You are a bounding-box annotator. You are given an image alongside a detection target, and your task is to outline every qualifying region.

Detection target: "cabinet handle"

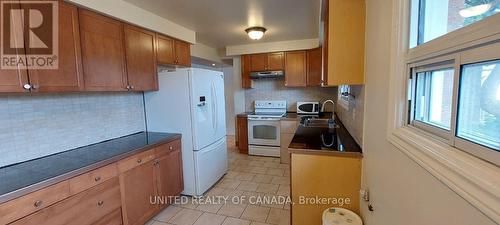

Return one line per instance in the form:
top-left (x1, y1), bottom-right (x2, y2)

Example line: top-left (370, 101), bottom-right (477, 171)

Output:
top-left (34, 200), bottom-right (43, 208)
top-left (130, 85), bottom-right (135, 90)
top-left (126, 85), bottom-right (131, 90)
top-left (169, 146), bottom-right (173, 150)
top-left (97, 201), bottom-right (104, 206)
top-left (94, 176), bottom-right (101, 182)
top-left (137, 159), bottom-right (142, 164)
top-left (23, 84), bottom-right (32, 90)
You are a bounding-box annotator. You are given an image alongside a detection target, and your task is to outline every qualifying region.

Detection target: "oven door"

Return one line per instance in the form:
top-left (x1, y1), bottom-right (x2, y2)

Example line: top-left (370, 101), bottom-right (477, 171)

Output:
top-left (247, 118), bottom-right (281, 146)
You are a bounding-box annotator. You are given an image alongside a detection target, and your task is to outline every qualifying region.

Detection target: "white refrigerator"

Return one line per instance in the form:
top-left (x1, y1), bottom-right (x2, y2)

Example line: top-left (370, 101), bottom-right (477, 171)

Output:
top-left (144, 68), bottom-right (227, 196)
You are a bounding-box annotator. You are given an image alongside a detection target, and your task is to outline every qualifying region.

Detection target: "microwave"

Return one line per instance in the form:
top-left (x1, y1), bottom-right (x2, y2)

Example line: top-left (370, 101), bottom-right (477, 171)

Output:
top-left (297, 102), bottom-right (320, 114)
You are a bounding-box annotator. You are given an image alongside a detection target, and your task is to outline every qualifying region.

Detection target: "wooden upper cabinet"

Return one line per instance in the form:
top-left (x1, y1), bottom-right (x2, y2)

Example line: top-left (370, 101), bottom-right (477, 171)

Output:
top-left (241, 55), bottom-right (252, 88)
top-left (324, 0), bottom-right (365, 85)
top-left (123, 24), bottom-right (158, 91)
top-left (285, 51), bottom-right (307, 87)
top-left (27, 1), bottom-right (84, 92)
top-left (79, 9), bottom-right (128, 91)
top-left (249, 52), bottom-right (284, 72)
top-left (0, 1), bottom-right (30, 93)
top-left (156, 34), bottom-right (175, 65)
top-left (250, 53), bottom-right (267, 71)
top-left (156, 35), bottom-right (190, 67)
top-left (156, 148), bottom-right (183, 209)
top-left (174, 40), bottom-right (191, 67)
top-left (307, 47), bottom-right (322, 86)
top-left (120, 161), bottom-right (158, 225)
top-left (267, 52), bottom-right (284, 70)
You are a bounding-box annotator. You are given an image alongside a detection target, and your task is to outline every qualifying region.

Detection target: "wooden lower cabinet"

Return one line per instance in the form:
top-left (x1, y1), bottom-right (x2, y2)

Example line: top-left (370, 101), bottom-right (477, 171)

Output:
top-left (10, 178), bottom-right (121, 225)
top-left (156, 147), bottom-right (183, 209)
top-left (120, 160), bottom-right (158, 225)
top-left (290, 153), bottom-right (361, 225)
top-left (280, 120), bottom-right (298, 164)
top-left (236, 115), bottom-right (249, 154)
top-left (1, 138), bottom-right (183, 225)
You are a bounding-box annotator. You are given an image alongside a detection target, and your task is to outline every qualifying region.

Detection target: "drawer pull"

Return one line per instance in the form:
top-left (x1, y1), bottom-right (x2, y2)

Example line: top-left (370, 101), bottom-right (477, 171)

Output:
top-left (34, 200), bottom-right (43, 208)
top-left (169, 146), bottom-right (173, 150)
top-left (97, 201), bottom-right (104, 206)
top-left (137, 159), bottom-right (142, 163)
top-left (94, 176), bottom-right (101, 182)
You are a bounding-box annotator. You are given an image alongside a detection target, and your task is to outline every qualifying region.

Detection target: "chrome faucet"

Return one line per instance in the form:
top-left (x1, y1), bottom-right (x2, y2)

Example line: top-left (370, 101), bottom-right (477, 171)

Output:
top-left (321, 100), bottom-right (335, 120)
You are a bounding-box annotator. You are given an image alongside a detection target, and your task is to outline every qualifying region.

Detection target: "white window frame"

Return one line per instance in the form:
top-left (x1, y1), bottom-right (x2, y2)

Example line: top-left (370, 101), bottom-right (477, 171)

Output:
top-left (387, 0), bottom-right (500, 223)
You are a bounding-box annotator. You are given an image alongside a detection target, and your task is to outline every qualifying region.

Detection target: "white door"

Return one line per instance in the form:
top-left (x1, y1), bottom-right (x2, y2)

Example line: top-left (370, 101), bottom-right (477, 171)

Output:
top-left (190, 68), bottom-right (219, 150)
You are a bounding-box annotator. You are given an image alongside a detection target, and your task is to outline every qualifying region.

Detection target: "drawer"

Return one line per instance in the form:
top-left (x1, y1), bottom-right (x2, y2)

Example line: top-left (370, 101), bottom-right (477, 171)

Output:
top-left (69, 163), bottom-right (118, 194)
top-left (281, 120), bottom-right (298, 134)
top-left (10, 177), bottom-right (122, 225)
top-left (0, 181), bottom-right (70, 225)
top-left (117, 149), bottom-right (155, 173)
top-left (155, 139), bottom-right (181, 157)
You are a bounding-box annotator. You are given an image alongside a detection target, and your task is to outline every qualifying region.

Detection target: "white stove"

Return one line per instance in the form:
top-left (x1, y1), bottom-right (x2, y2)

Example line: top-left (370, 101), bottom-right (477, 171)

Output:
top-left (247, 100), bottom-right (287, 157)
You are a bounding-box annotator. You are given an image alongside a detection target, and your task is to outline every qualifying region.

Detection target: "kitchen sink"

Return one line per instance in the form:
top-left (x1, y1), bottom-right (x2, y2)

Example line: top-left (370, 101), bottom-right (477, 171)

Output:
top-left (301, 118), bottom-right (340, 129)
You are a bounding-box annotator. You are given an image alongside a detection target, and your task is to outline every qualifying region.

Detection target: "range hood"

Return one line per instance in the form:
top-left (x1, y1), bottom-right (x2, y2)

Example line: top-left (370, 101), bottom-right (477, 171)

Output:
top-left (249, 70), bottom-right (285, 79)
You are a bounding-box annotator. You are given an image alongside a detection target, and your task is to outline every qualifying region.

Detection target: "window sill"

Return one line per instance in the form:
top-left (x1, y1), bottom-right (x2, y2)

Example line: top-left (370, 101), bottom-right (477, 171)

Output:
top-left (387, 126), bottom-right (500, 223)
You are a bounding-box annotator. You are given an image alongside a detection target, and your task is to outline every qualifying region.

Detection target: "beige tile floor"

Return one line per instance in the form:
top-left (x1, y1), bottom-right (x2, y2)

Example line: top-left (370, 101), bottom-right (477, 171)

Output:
top-left (146, 137), bottom-right (291, 225)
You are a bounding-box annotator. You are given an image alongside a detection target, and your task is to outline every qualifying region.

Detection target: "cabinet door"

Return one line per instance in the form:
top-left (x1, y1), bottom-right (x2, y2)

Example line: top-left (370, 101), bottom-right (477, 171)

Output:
top-left (236, 116), bottom-right (248, 154)
top-left (174, 40), bottom-right (191, 67)
top-left (267, 52), bottom-right (284, 71)
top-left (0, 0), bottom-right (29, 93)
top-left (156, 34), bottom-right (175, 65)
top-left (79, 9), bottom-right (128, 91)
top-left (120, 161), bottom-right (158, 225)
top-left (285, 51), bottom-right (307, 87)
top-left (156, 148), bottom-right (183, 209)
top-left (27, 1), bottom-right (83, 92)
top-left (123, 24), bottom-right (158, 91)
top-left (326, 0), bottom-right (365, 85)
top-left (307, 47), bottom-right (322, 86)
top-left (250, 53), bottom-right (267, 71)
top-left (241, 55), bottom-right (252, 88)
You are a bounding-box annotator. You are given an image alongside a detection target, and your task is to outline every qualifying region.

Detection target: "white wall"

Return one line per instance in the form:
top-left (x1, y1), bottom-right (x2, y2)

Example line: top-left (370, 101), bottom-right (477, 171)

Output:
top-left (192, 43), bottom-right (224, 63)
top-left (232, 57), bottom-right (246, 115)
top-left (360, 1), bottom-right (496, 225)
top-left (223, 66), bottom-right (236, 135)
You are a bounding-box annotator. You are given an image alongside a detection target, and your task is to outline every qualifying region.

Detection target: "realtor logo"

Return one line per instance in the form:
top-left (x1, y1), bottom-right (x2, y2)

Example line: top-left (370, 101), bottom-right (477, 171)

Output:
top-left (1, 1), bottom-right (58, 69)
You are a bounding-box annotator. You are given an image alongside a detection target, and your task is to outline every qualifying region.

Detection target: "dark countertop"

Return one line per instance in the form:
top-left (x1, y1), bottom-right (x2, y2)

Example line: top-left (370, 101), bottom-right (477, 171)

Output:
top-left (0, 132), bottom-right (181, 204)
top-left (288, 118), bottom-right (362, 157)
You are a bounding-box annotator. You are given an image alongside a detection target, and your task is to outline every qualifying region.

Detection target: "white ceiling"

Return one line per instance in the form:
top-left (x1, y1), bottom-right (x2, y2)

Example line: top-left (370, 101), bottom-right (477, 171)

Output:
top-left (123, 0), bottom-right (321, 48)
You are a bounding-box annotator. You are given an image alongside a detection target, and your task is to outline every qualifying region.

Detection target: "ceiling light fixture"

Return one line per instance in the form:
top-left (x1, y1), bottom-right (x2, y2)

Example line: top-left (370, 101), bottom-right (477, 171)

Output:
top-left (245, 26), bottom-right (267, 40)
top-left (459, 3), bottom-right (493, 18)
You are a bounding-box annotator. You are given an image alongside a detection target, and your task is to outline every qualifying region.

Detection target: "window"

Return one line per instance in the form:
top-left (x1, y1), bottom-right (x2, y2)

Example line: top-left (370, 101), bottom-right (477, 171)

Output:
top-left (410, 0), bottom-right (500, 47)
top-left (457, 60), bottom-right (500, 150)
top-left (413, 68), bottom-right (454, 130)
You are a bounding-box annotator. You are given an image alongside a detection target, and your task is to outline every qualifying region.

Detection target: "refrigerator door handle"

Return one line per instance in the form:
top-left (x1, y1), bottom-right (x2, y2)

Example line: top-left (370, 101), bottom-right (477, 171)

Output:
top-left (211, 81), bottom-right (217, 132)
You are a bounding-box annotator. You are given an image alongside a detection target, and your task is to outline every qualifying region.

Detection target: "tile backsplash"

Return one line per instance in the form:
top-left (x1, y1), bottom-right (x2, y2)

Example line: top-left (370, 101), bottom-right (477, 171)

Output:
top-left (0, 93), bottom-right (146, 167)
top-left (336, 85), bottom-right (364, 146)
top-left (245, 79), bottom-right (338, 112)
